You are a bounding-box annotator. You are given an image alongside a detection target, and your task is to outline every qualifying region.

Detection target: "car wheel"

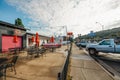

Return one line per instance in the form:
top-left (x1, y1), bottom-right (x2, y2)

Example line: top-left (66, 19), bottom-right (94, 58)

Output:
top-left (89, 49), bottom-right (98, 56)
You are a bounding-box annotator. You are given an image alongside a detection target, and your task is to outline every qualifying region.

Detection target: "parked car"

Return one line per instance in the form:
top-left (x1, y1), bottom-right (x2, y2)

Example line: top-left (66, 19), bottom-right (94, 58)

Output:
top-left (76, 41), bottom-right (88, 48)
top-left (61, 41), bottom-right (70, 45)
top-left (86, 39), bottom-right (120, 56)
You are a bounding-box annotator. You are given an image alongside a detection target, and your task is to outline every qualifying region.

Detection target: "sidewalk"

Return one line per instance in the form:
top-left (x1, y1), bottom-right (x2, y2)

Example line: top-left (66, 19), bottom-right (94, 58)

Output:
top-left (70, 44), bottom-right (114, 80)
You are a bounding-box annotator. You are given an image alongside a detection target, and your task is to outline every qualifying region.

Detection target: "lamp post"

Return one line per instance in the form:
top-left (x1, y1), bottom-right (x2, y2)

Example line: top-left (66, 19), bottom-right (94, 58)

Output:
top-left (96, 22), bottom-right (104, 31)
top-left (62, 26), bottom-right (69, 49)
top-left (62, 26), bottom-right (67, 37)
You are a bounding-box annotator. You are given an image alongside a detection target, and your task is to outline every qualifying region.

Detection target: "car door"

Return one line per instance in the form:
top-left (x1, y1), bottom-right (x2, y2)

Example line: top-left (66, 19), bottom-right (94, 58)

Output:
top-left (115, 45), bottom-right (120, 53)
top-left (96, 40), bottom-right (114, 53)
top-left (114, 40), bottom-right (120, 53)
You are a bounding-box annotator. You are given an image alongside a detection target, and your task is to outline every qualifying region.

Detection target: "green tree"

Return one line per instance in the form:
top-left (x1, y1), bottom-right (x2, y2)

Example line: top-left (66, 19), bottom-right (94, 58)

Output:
top-left (15, 18), bottom-right (24, 27)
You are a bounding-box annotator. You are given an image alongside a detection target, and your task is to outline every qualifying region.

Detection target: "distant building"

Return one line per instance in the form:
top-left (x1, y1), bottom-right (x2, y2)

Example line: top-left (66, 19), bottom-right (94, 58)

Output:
top-left (26, 33), bottom-right (50, 48)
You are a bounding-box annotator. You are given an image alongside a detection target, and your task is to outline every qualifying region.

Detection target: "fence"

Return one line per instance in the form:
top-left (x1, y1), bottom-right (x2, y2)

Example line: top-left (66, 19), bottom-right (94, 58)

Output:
top-left (57, 43), bottom-right (72, 80)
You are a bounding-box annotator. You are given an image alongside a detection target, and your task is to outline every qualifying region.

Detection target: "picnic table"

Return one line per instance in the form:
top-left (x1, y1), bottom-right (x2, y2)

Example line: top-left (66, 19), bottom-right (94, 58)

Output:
top-left (0, 56), bottom-right (13, 66)
top-left (0, 58), bottom-right (8, 64)
top-left (42, 43), bottom-right (61, 52)
top-left (9, 47), bottom-right (21, 54)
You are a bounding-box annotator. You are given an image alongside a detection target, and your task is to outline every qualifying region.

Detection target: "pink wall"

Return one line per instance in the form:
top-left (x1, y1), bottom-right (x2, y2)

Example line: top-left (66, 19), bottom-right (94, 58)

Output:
top-left (2, 35), bottom-right (22, 52)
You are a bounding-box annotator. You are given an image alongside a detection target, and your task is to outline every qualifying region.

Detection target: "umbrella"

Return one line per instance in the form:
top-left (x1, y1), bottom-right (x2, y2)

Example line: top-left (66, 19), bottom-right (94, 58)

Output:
top-left (35, 32), bottom-right (40, 47)
top-left (35, 32), bottom-right (39, 43)
top-left (37, 40), bottom-right (40, 47)
top-left (50, 36), bottom-right (54, 43)
top-left (13, 35), bottom-right (18, 43)
top-left (31, 36), bottom-right (35, 42)
top-left (13, 35), bottom-right (18, 54)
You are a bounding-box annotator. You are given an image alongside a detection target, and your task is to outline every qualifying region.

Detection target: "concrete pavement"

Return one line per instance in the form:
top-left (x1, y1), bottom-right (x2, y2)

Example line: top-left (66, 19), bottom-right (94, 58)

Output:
top-left (70, 44), bottom-right (114, 80)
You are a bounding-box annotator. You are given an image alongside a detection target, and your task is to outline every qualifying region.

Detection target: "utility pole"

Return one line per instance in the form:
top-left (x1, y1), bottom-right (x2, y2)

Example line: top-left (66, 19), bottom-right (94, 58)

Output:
top-left (63, 26), bottom-right (69, 50)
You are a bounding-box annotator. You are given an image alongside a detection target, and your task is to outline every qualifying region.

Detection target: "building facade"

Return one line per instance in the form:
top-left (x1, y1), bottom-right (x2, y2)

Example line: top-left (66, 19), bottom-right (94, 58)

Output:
top-left (0, 21), bottom-right (26, 52)
top-left (26, 33), bottom-right (50, 48)
top-left (0, 21), bottom-right (51, 52)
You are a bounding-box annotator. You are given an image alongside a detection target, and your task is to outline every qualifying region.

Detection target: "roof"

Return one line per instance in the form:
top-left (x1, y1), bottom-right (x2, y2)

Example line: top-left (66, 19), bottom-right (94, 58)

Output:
top-left (0, 21), bottom-right (26, 31)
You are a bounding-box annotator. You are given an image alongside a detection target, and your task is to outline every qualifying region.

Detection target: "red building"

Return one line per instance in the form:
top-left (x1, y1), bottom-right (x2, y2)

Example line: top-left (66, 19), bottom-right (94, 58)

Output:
top-left (0, 21), bottom-right (26, 52)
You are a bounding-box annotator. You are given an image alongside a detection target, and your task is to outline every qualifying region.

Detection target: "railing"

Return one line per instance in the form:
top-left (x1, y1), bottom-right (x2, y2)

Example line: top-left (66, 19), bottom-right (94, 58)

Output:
top-left (57, 43), bottom-right (72, 80)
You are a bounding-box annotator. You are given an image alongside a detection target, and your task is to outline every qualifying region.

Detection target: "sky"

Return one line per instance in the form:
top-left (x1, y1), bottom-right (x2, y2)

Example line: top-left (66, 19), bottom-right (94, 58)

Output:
top-left (1, 0), bottom-right (120, 37)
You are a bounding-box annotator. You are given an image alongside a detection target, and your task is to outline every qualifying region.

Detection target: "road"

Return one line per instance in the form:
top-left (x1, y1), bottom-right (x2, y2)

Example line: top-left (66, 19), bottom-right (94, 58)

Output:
top-left (84, 49), bottom-right (120, 80)
top-left (96, 53), bottom-right (120, 79)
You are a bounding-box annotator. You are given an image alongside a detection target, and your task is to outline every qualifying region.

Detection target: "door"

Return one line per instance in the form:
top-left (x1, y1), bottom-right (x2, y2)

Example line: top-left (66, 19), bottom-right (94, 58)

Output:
top-left (96, 39), bottom-right (114, 53)
top-left (2, 35), bottom-right (22, 52)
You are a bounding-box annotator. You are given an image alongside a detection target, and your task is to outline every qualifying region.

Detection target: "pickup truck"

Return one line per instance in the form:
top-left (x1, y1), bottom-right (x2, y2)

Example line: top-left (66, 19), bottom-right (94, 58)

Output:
top-left (86, 39), bottom-right (120, 55)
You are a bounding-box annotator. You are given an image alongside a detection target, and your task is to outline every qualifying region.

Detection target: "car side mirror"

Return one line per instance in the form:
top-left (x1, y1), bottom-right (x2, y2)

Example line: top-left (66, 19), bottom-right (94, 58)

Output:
top-left (99, 43), bottom-right (102, 45)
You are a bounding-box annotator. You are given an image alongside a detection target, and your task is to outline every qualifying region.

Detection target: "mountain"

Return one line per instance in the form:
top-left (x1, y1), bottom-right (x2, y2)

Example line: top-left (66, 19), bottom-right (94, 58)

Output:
top-left (80, 27), bottom-right (120, 40)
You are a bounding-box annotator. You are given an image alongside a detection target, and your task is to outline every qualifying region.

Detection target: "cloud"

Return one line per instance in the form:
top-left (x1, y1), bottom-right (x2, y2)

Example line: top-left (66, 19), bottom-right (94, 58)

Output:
top-left (6, 0), bottom-right (120, 37)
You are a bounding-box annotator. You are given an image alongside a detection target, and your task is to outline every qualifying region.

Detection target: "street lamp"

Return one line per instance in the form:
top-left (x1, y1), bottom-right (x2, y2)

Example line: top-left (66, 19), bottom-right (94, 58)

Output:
top-left (96, 22), bottom-right (104, 31)
top-left (62, 26), bottom-right (67, 36)
top-left (62, 26), bottom-right (70, 50)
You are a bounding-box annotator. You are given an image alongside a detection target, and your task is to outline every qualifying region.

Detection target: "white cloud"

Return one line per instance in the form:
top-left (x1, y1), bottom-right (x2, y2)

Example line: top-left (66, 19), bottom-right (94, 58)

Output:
top-left (6, 0), bottom-right (120, 37)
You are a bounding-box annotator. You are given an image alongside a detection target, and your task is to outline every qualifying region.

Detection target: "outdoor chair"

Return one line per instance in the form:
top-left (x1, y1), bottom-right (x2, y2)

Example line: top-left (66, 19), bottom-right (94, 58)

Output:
top-left (34, 48), bottom-right (47, 58)
top-left (40, 48), bottom-right (46, 55)
top-left (34, 48), bottom-right (42, 58)
top-left (27, 47), bottom-right (46, 58)
top-left (6, 55), bottom-right (19, 75)
top-left (0, 65), bottom-right (5, 80)
top-left (27, 48), bottom-right (37, 58)
top-left (0, 64), bottom-right (7, 80)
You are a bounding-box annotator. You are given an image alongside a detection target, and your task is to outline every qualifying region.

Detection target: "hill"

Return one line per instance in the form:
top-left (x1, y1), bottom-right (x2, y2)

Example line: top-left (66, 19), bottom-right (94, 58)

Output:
top-left (80, 27), bottom-right (120, 40)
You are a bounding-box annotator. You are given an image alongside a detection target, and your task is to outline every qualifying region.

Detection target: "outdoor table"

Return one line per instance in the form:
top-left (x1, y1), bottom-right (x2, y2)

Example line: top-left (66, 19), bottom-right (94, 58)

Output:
top-left (0, 56), bottom-right (13, 71)
top-left (0, 56), bottom-right (13, 66)
top-left (9, 47), bottom-right (21, 54)
top-left (43, 43), bottom-right (61, 52)
top-left (0, 58), bottom-right (8, 65)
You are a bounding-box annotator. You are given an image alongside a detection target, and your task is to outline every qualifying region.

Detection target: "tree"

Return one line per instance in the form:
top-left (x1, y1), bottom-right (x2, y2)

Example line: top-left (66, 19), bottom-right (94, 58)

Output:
top-left (15, 18), bottom-right (24, 27)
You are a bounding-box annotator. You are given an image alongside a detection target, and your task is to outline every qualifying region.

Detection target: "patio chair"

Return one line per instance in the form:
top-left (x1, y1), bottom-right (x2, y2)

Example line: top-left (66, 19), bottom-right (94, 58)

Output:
top-left (27, 48), bottom-right (36, 58)
top-left (36, 48), bottom-right (47, 57)
top-left (0, 64), bottom-right (7, 80)
top-left (6, 55), bottom-right (18, 75)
